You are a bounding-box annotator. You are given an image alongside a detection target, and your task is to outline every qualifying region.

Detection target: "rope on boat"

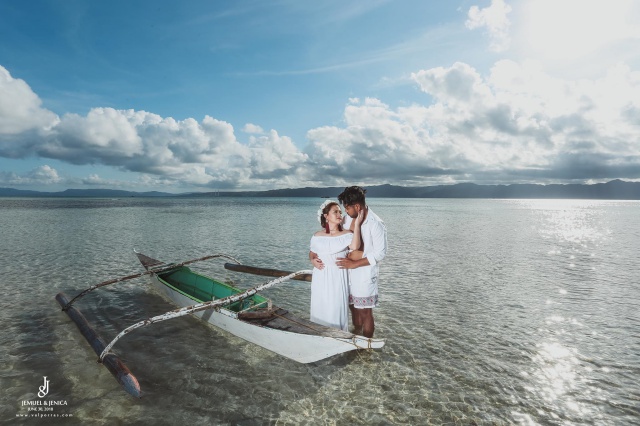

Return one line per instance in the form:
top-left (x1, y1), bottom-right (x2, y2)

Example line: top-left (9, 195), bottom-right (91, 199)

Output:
top-left (62, 253), bottom-right (242, 311)
top-left (98, 269), bottom-right (312, 362)
top-left (351, 336), bottom-right (373, 350)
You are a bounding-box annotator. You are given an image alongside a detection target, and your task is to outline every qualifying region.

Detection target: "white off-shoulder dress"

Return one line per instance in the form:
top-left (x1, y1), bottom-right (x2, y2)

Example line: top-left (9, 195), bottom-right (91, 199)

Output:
top-left (309, 233), bottom-right (353, 331)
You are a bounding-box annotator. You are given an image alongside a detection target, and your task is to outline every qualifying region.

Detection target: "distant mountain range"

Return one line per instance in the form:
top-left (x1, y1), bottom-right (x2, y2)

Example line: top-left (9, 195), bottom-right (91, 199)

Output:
top-left (0, 188), bottom-right (173, 198)
top-left (2, 180), bottom-right (640, 199)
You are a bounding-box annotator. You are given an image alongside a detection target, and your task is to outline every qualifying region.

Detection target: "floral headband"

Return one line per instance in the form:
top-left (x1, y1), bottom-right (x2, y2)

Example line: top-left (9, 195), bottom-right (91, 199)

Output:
top-left (317, 199), bottom-right (337, 224)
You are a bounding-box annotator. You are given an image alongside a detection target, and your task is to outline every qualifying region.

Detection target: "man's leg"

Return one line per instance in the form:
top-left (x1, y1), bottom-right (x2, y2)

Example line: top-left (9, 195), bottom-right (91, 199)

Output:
top-left (350, 304), bottom-right (362, 334)
top-left (360, 308), bottom-right (374, 338)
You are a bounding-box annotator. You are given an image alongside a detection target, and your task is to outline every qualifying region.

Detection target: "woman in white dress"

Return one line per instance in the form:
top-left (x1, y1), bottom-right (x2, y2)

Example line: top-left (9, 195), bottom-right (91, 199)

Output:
top-left (309, 200), bottom-right (363, 331)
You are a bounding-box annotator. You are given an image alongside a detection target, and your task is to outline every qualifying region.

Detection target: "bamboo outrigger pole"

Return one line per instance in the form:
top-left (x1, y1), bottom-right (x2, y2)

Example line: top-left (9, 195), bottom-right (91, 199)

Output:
top-left (99, 269), bottom-right (312, 362)
top-left (61, 253), bottom-right (241, 311)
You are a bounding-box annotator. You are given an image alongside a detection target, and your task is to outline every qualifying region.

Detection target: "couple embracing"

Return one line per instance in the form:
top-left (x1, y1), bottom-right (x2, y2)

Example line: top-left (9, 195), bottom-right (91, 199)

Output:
top-left (309, 186), bottom-right (387, 338)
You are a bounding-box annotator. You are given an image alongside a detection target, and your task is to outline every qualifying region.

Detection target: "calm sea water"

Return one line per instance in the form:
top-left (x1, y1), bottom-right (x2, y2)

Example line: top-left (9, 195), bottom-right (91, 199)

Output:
top-left (1, 197), bottom-right (639, 425)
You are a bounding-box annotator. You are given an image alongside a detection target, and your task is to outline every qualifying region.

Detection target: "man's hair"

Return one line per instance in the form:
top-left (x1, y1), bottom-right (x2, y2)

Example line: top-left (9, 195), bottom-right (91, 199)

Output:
top-left (338, 186), bottom-right (367, 206)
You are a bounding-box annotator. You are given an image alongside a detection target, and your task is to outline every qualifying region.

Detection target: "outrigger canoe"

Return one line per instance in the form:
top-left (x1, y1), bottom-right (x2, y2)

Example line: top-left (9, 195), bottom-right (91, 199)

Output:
top-left (56, 252), bottom-right (385, 397)
top-left (134, 252), bottom-right (385, 363)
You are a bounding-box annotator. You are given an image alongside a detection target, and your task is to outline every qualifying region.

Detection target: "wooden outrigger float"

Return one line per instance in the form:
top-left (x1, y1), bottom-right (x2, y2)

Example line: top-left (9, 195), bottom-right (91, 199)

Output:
top-left (55, 292), bottom-right (142, 398)
top-left (56, 252), bottom-right (385, 397)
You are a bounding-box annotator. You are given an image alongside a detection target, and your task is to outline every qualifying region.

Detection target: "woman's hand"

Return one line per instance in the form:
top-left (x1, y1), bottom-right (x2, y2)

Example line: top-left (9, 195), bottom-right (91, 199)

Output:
top-left (354, 208), bottom-right (365, 226)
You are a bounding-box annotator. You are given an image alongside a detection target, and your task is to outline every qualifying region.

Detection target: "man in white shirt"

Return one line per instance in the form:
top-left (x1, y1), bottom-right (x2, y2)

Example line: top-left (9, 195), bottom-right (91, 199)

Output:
top-left (311, 186), bottom-right (387, 338)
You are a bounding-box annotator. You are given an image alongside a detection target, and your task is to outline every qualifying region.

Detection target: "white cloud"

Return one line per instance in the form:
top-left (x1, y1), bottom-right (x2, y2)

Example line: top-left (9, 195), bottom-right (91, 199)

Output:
top-left (411, 62), bottom-right (492, 104)
top-left (417, 60), bottom-right (640, 180)
top-left (249, 130), bottom-right (308, 180)
top-left (306, 60), bottom-right (640, 184)
top-left (0, 66), bottom-right (59, 137)
top-left (242, 123), bottom-right (265, 134)
top-left (0, 67), bottom-right (283, 189)
top-left (2, 60), bottom-right (640, 189)
top-left (46, 108), bottom-right (144, 162)
top-left (466, 0), bottom-right (512, 52)
top-left (29, 165), bottom-right (61, 184)
top-left (0, 165), bottom-right (61, 185)
top-left (306, 98), bottom-right (452, 184)
top-left (81, 174), bottom-right (113, 186)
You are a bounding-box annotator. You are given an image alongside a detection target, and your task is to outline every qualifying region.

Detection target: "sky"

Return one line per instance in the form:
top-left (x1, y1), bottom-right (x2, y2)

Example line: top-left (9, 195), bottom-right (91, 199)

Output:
top-left (1, 0), bottom-right (640, 192)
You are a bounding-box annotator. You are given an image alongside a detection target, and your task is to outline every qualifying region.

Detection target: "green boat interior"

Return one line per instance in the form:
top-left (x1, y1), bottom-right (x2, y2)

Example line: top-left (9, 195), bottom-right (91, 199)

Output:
top-left (158, 267), bottom-right (269, 313)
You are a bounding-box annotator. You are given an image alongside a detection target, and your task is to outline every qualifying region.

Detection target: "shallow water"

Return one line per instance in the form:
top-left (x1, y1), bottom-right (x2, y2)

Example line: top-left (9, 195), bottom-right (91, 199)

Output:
top-left (1, 197), bottom-right (639, 424)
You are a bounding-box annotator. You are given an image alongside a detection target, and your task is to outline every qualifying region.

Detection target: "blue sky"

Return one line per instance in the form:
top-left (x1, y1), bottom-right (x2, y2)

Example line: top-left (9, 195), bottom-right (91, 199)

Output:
top-left (1, 0), bottom-right (640, 192)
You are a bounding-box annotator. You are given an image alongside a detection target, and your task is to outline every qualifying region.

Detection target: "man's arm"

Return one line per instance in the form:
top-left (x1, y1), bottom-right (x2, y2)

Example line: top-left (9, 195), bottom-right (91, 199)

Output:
top-left (337, 220), bottom-right (387, 270)
top-left (364, 220), bottom-right (387, 267)
top-left (336, 256), bottom-right (369, 270)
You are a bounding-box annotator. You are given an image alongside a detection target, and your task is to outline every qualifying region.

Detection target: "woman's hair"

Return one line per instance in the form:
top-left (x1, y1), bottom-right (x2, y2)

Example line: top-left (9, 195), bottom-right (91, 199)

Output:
top-left (338, 186), bottom-right (366, 207)
top-left (320, 202), bottom-right (343, 232)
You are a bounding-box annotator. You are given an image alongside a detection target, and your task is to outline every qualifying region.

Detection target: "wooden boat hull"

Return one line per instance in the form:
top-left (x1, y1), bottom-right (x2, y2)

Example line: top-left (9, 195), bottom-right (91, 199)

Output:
top-left (139, 254), bottom-right (384, 363)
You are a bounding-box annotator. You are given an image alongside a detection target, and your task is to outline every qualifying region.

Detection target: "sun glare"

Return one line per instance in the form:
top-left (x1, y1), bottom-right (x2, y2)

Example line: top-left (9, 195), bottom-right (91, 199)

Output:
top-left (519, 0), bottom-right (636, 63)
